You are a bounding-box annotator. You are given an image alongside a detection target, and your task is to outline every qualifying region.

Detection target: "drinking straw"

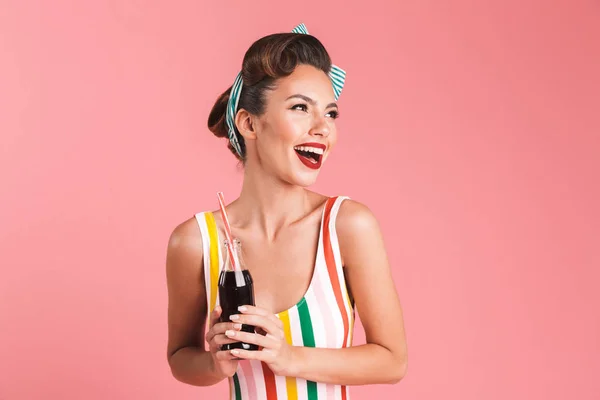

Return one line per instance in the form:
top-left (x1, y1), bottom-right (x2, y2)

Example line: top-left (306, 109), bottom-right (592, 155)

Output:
top-left (217, 192), bottom-right (240, 271)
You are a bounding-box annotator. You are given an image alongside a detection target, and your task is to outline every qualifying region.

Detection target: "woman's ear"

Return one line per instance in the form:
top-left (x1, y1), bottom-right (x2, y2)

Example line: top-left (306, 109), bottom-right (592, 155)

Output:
top-left (235, 109), bottom-right (258, 141)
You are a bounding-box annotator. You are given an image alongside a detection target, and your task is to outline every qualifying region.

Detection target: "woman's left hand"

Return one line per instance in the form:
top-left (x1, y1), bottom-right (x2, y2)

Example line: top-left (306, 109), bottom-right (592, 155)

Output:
top-left (226, 305), bottom-right (298, 376)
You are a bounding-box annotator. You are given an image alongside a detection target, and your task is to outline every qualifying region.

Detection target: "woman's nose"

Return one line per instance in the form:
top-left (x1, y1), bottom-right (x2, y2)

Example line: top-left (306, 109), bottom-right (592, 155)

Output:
top-left (310, 117), bottom-right (330, 137)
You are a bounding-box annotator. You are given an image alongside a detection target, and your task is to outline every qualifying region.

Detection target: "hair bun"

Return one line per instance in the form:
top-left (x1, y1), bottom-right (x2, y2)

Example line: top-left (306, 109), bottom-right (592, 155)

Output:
top-left (207, 86), bottom-right (231, 139)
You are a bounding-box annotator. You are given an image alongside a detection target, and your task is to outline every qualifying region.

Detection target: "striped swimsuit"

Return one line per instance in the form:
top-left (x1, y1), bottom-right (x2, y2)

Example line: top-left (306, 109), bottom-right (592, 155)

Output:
top-left (195, 196), bottom-right (355, 400)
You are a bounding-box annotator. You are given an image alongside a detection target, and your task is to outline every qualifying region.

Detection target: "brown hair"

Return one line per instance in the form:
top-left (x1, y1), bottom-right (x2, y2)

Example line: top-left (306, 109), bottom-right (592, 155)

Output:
top-left (207, 32), bottom-right (333, 161)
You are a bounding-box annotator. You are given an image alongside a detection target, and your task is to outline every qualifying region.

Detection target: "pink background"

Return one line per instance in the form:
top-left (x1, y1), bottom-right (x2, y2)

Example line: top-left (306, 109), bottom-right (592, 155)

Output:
top-left (1, 0), bottom-right (599, 399)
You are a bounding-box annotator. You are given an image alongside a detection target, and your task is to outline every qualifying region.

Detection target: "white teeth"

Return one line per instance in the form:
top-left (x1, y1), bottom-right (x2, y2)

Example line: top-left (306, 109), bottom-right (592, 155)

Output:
top-left (294, 146), bottom-right (324, 155)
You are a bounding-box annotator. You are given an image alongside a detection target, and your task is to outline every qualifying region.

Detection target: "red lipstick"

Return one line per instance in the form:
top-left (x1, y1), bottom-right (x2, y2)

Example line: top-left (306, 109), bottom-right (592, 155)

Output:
top-left (294, 142), bottom-right (326, 170)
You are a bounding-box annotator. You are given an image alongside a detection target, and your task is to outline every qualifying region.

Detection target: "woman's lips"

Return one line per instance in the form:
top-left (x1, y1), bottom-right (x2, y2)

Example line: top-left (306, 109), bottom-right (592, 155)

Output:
top-left (295, 151), bottom-right (322, 169)
top-left (294, 142), bottom-right (326, 170)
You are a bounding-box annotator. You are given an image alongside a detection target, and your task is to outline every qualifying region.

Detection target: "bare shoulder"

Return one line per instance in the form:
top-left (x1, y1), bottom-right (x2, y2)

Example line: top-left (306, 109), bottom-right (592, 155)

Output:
top-left (336, 198), bottom-right (382, 237)
top-left (335, 198), bottom-right (385, 266)
top-left (166, 216), bottom-right (204, 277)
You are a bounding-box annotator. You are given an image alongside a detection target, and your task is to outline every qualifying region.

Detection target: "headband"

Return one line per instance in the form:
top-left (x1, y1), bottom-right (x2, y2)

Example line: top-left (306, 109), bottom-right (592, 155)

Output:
top-left (225, 23), bottom-right (347, 158)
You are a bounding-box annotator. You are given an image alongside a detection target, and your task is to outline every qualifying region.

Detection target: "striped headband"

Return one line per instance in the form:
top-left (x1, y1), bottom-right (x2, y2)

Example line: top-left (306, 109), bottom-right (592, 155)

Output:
top-left (225, 23), bottom-right (347, 158)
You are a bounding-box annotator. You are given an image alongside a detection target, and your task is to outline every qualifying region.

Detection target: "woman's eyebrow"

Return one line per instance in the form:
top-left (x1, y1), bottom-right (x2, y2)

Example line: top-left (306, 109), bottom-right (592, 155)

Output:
top-left (285, 94), bottom-right (338, 109)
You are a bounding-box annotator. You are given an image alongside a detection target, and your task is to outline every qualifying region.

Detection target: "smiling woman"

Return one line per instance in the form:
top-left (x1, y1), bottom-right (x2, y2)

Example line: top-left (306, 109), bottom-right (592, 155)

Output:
top-left (166, 23), bottom-right (408, 400)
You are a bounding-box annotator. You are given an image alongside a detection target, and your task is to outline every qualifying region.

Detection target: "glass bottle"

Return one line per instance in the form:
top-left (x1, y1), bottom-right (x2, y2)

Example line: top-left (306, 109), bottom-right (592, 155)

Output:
top-left (218, 238), bottom-right (259, 351)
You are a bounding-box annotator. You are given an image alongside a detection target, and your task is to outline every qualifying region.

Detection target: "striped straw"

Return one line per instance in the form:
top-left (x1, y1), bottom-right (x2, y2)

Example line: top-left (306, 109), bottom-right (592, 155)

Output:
top-left (216, 192), bottom-right (240, 271)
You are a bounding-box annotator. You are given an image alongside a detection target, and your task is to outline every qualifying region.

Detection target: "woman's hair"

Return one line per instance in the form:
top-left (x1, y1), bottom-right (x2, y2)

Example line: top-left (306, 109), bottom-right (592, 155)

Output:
top-left (207, 32), bottom-right (332, 161)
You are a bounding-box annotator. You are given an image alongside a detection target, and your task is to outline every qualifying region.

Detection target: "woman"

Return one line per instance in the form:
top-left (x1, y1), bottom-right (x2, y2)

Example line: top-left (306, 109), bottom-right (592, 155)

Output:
top-left (166, 24), bottom-right (408, 399)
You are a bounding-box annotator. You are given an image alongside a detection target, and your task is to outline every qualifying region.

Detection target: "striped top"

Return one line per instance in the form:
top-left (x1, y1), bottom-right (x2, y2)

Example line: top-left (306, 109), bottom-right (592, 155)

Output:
top-left (195, 196), bottom-right (355, 400)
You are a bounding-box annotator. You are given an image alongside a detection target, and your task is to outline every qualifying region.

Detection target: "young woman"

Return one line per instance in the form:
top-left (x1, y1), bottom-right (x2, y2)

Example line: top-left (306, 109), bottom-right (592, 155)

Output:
top-left (166, 24), bottom-right (408, 399)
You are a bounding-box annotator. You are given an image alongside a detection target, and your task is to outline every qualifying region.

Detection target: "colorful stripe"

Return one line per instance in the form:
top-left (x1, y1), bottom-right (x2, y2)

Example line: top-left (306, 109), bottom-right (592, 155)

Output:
top-left (280, 310), bottom-right (298, 399)
top-left (204, 212), bottom-right (220, 324)
top-left (239, 360), bottom-right (255, 398)
top-left (288, 306), bottom-right (309, 399)
top-left (328, 197), bottom-right (354, 348)
top-left (311, 261), bottom-right (339, 348)
top-left (312, 217), bottom-right (344, 350)
top-left (237, 364), bottom-right (250, 399)
top-left (325, 197), bottom-right (353, 400)
top-left (261, 361), bottom-right (278, 399)
top-left (232, 374), bottom-right (242, 400)
top-left (205, 213), bottom-right (219, 311)
top-left (252, 360), bottom-right (269, 399)
top-left (297, 299), bottom-right (318, 398)
top-left (195, 213), bottom-right (211, 328)
top-left (323, 198), bottom-right (351, 348)
top-left (297, 299), bottom-right (315, 348)
top-left (274, 372), bottom-right (289, 400)
top-left (304, 278), bottom-right (329, 399)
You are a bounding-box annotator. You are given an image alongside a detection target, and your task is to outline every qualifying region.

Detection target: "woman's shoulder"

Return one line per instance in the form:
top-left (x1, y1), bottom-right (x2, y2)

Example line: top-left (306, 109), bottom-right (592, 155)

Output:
top-left (335, 197), bottom-right (380, 233)
top-left (309, 190), bottom-right (380, 231)
top-left (334, 197), bottom-right (384, 262)
top-left (166, 215), bottom-right (204, 273)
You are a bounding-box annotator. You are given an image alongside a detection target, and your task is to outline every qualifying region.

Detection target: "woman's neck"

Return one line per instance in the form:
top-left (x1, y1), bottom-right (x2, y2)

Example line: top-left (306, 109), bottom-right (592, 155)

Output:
top-left (231, 163), bottom-right (314, 242)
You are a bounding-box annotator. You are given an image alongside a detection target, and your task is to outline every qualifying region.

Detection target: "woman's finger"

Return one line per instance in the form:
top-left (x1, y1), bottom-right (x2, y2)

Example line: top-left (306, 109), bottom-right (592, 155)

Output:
top-left (215, 349), bottom-right (238, 361)
top-left (230, 348), bottom-right (269, 362)
top-left (238, 305), bottom-right (284, 330)
top-left (230, 314), bottom-right (281, 338)
top-left (209, 306), bottom-right (222, 328)
top-left (212, 333), bottom-right (239, 345)
top-left (225, 329), bottom-right (277, 349)
top-left (206, 322), bottom-right (242, 343)
top-left (208, 335), bottom-right (239, 353)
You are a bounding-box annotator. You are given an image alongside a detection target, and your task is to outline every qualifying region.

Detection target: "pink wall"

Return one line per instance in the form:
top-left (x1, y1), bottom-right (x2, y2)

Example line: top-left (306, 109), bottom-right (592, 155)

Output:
top-left (1, 0), bottom-right (599, 399)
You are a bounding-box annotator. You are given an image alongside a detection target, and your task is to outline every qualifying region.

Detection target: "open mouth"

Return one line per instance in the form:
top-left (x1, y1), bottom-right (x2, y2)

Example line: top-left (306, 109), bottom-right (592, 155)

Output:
top-left (294, 145), bottom-right (324, 169)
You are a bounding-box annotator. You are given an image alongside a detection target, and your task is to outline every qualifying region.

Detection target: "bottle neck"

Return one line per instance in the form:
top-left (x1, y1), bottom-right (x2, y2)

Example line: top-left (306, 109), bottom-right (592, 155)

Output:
top-left (223, 238), bottom-right (245, 272)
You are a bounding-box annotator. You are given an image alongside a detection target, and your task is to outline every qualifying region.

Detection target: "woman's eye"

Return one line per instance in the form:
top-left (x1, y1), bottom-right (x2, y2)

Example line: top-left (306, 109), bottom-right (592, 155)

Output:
top-left (291, 104), bottom-right (308, 112)
top-left (291, 104), bottom-right (338, 119)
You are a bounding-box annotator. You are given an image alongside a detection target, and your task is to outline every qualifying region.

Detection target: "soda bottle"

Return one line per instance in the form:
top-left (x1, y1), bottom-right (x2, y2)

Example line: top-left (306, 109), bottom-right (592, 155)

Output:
top-left (218, 238), bottom-right (259, 351)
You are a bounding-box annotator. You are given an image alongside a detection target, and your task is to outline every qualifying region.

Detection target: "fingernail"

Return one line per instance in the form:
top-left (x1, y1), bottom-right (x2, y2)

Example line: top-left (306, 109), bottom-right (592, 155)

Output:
top-left (231, 349), bottom-right (239, 355)
top-left (225, 330), bottom-right (235, 337)
top-left (230, 315), bottom-right (239, 321)
top-left (234, 323), bottom-right (242, 330)
top-left (238, 306), bottom-right (247, 312)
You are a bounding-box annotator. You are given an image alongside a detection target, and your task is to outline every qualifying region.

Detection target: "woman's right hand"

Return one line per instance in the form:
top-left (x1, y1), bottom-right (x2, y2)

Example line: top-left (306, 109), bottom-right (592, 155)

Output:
top-left (205, 305), bottom-right (242, 377)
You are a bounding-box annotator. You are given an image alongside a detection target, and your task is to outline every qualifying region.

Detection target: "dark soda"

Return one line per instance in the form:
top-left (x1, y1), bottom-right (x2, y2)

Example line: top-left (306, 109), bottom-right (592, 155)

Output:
top-left (218, 240), bottom-right (259, 352)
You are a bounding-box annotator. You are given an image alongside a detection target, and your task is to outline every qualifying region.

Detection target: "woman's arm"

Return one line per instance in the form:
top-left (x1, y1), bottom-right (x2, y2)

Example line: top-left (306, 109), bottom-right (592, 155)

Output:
top-left (293, 199), bottom-right (408, 384)
top-left (230, 200), bottom-right (408, 385)
top-left (166, 218), bottom-right (227, 386)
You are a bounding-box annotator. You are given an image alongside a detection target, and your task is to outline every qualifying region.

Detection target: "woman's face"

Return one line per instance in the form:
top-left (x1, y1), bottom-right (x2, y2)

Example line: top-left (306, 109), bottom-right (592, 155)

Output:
top-left (244, 64), bottom-right (340, 187)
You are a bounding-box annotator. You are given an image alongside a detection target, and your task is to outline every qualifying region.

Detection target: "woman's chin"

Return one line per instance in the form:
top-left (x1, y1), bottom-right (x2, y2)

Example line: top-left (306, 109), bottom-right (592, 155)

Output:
top-left (263, 158), bottom-right (323, 187)
top-left (301, 171), bottom-right (324, 186)
top-left (284, 169), bottom-right (320, 188)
